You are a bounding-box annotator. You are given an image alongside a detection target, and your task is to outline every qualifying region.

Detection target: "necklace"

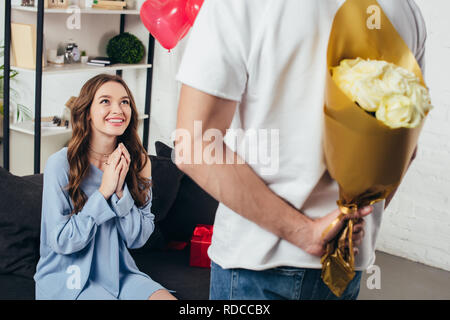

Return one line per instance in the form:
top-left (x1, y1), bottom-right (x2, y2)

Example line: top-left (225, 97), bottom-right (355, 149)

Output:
top-left (88, 146), bottom-right (113, 165)
top-left (88, 146), bottom-right (113, 157)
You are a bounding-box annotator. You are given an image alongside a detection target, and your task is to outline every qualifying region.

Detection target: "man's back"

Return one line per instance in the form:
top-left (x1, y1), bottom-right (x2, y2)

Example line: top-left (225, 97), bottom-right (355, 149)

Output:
top-left (177, 0), bottom-right (426, 271)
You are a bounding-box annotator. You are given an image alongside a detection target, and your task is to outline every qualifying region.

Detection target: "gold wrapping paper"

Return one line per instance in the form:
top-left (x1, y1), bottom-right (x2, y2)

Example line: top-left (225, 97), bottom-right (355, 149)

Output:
top-left (321, 0), bottom-right (430, 297)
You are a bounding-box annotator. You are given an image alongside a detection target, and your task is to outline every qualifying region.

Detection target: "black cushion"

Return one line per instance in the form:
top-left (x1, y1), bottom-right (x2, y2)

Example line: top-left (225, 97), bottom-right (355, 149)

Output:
top-left (0, 274), bottom-right (35, 300)
top-left (0, 167), bottom-right (42, 279)
top-left (137, 154), bottom-right (184, 250)
top-left (21, 173), bottom-right (43, 186)
top-left (154, 142), bottom-right (218, 242)
top-left (149, 154), bottom-right (184, 223)
top-left (155, 141), bottom-right (174, 159)
top-left (159, 176), bottom-right (218, 242)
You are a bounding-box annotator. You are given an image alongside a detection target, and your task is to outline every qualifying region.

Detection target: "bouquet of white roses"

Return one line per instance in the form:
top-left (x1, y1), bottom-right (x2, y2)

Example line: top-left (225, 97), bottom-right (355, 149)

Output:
top-left (320, 0), bottom-right (433, 297)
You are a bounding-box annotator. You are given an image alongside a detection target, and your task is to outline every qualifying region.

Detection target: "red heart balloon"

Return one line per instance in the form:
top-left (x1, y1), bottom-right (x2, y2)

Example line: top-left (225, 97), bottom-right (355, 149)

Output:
top-left (140, 0), bottom-right (191, 50)
top-left (186, 0), bottom-right (204, 25)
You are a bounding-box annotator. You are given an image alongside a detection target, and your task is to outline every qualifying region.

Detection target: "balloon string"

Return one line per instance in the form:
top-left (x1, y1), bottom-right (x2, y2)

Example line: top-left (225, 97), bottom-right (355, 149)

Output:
top-left (169, 49), bottom-right (177, 103)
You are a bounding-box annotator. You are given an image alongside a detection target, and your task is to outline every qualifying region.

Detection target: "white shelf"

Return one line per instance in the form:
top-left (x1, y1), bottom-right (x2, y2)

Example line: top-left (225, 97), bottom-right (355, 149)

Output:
top-left (10, 121), bottom-right (72, 137)
top-left (11, 63), bottom-right (152, 75)
top-left (10, 114), bottom-right (149, 137)
top-left (12, 6), bottom-right (140, 15)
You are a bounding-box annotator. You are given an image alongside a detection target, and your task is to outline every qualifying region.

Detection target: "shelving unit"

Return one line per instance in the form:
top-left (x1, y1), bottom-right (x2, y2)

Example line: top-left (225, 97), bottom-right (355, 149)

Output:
top-left (7, 113), bottom-right (150, 176)
top-left (11, 5), bottom-right (141, 15)
top-left (2, 1), bottom-right (156, 174)
top-left (10, 113), bottom-right (149, 136)
top-left (11, 62), bottom-right (153, 75)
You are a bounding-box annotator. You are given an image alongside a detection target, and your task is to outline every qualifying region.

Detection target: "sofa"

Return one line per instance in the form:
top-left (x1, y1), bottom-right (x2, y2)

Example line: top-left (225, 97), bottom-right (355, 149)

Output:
top-left (0, 142), bottom-right (218, 300)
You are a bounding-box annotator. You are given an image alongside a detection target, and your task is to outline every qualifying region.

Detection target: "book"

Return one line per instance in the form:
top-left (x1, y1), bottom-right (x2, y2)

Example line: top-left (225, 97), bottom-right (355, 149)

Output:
top-left (96, 1), bottom-right (126, 7)
top-left (89, 57), bottom-right (112, 64)
top-left (92, 1), bottom-right (126, 10)
top-left (92, 4), bottom-right (124, 10)
top-left (87, 62), bottom-right (108, 67)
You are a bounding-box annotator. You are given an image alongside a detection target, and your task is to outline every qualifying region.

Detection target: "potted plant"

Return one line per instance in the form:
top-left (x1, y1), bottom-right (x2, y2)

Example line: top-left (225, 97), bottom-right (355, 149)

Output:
top-left (106, 32), bottom-right (145, 64)
top-left (81, 50), bottom-right (89, 64)
top-left (1, 46), bottom-right (32, 138)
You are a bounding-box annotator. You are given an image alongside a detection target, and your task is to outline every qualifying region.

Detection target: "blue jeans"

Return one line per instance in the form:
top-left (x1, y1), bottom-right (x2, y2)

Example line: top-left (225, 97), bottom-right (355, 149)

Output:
top-left (209, 261), bottom-right (362, 300)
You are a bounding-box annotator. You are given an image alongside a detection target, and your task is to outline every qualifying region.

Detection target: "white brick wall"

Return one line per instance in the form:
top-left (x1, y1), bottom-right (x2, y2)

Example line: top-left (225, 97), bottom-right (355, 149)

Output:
top-left (376, 0), bottom-right (450, 272)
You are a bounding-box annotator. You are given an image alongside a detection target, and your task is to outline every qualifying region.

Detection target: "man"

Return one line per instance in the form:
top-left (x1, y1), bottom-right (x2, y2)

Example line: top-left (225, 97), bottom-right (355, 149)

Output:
top-left (175, 0), bottom-right (426, 300)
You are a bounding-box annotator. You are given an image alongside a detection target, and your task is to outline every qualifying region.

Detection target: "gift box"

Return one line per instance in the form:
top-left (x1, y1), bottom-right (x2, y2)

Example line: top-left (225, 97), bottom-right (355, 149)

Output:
top-left (189, 224), bottom-right (213, 268)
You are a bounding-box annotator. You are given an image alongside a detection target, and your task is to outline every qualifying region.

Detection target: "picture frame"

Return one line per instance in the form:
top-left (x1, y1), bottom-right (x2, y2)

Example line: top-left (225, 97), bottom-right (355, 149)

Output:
top-left (11, 23), bottom-right (47, 70)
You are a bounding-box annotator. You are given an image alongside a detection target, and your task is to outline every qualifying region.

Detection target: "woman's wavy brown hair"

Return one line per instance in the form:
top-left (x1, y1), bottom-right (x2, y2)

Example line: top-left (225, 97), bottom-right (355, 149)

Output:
top-left (66, 74), bottom-right (151, 215)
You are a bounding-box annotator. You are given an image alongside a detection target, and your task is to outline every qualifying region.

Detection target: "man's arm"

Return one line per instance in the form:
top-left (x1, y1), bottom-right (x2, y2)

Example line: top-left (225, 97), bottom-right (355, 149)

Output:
top-left (175, 85), bottom-right (372, 257)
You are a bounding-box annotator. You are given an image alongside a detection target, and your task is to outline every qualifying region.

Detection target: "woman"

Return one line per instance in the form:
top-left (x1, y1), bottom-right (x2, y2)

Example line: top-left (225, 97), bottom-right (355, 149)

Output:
top-left (34, 74), bottom-right (176, 300)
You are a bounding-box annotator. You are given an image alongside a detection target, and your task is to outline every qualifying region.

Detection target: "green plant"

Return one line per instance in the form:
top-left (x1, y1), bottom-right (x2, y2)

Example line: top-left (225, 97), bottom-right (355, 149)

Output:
top-left (0, 45), bottom-right (32, 122)
top-left (81, 50), bottom-right (87, 56)
top-left (106, 32), bottom-right (145, 64)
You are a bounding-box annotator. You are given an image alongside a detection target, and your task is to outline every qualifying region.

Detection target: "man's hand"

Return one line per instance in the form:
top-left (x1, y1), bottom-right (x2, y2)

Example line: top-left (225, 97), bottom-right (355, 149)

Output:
top-left (304, 206), bottom-right (373, 257)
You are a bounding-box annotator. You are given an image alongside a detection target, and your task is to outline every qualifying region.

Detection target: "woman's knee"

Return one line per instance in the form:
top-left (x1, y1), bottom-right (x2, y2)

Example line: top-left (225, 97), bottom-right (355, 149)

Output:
top-left (148, 289), bottom-right (177, 300)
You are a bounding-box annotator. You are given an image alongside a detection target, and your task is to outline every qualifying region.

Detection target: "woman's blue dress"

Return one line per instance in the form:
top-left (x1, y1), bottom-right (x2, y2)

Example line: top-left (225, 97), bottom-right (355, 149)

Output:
top-left (34, 147), bottom-right (165, 300)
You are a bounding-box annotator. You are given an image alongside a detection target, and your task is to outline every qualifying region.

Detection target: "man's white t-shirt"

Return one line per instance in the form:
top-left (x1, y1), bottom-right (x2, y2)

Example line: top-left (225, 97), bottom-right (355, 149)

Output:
top-left (176, 0), bottom-right (427, 271)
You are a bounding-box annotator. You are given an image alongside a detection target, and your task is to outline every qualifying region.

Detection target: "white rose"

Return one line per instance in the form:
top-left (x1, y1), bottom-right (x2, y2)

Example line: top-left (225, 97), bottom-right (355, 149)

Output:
top-left (376, 95), bottom-right (422, 129)
top-left (332, 58), bottom-right (433, 128)
top-left (333, 58), bottom-right (386, 111)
